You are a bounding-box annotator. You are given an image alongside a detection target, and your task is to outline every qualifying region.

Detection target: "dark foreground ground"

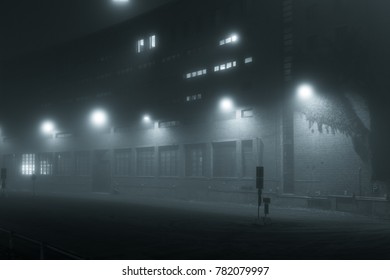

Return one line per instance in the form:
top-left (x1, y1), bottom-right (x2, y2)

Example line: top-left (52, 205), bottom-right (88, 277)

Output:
top-left (0, 191), bottom-right (390, 260)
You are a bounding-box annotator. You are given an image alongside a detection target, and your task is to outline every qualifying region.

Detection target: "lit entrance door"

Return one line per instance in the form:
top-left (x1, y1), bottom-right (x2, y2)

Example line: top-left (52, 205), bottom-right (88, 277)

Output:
top-left (92, 150), bottom-right (111, 193)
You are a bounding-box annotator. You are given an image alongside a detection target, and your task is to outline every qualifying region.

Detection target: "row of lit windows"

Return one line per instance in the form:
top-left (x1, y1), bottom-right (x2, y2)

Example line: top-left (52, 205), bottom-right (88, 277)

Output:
top-left (186, 94), bottom-right (202, 102)
top-left (214, 60), bottom-right (237, 72)
top-left (219, 34), bottom-right (239, 46)
top-left (3, 140), bottom-right (256, 179)
top-left (184, 57), bottom-right (252, 80)
top-left (186, 69), bottom-right (207, 79)
top-left (16, 152), bottom-right (90, 176)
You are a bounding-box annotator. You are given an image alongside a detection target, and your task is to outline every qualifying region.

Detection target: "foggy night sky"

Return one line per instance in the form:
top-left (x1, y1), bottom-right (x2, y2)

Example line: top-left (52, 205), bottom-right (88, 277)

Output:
top-left (0, 0), bottom-right (175, 60)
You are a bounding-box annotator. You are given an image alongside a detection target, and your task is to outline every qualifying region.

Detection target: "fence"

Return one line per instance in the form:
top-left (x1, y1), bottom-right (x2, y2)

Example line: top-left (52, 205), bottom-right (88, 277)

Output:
top-left (0, 226), bottom-right (84, 260)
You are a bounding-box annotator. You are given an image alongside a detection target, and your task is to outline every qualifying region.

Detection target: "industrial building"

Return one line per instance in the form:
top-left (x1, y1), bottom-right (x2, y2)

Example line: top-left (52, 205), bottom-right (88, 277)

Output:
top-left (0, 0), bottom-right (383, 204)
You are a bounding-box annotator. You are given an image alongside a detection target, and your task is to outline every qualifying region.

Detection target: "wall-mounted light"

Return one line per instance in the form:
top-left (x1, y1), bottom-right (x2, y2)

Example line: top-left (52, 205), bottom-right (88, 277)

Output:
top-left (297, 84), bottom-right (314, 100)
top-left (220, 98), bottom-right (234, 112)
top-left (41, 120), bottom-right (55, 135)
top-left (91, 109), bottom-right (108, 127)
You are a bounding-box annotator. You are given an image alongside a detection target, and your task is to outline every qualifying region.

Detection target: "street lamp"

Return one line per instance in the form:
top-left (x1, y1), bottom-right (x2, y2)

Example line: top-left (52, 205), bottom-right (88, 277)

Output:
top-left (220, 97), bottom-right (234, 112)
top-left (143, 114), bottom-right (151, 123)
top-left (41, 120), bottom-right (55, 135)
top-left (297, 84), bottom-right (314, 100)
top-left (91, 109), bottom-right (108, 127)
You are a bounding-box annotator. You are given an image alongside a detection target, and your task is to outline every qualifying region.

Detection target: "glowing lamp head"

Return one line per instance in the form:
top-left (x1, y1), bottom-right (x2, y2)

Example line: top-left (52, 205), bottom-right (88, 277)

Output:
top-left (91, 109), bottom-right (108, 127)
top-left (231, 34), bottom-right (239, 42)
top-left (143, 115), bottom-right (151, 123)
top-left (41, 121), bottom-right (55, 134)
top-left (297, 84), bottom-right (314, 100)
top-left (220, 98), bottom-right (234, 112)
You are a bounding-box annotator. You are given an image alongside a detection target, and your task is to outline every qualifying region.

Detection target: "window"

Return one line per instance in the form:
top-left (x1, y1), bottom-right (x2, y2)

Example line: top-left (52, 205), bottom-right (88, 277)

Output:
top-left (159, 146), bottom-right (179, 177)
top-left (159, 121), bottom-right (180, 128)
top-left (214, 61), bottom-right (237, 72)
top-left (38, 153), bottom-right (53, 175)
top-left (137, 39), bottom-right (145, 53)
top-left (219, 34), bottom-right (239, 46)
top-left (241, 108), bottom-right (253, 118)
top-left (114, 149), bottom-right (132, 176)
top-left (185, 144), bottom-right (205, 177)
top-left (213, 142), bottom-right (236, 177)
top-left (185, 68), bottom-right (207, 79)
top-left (186, 94), bottom-right (202, 102)
top-left (21, 154), bottom-right (35, 175)
top-left (245, 57), bottom-right (253, 64)
top-left (149, 35), bottom-right (156, 49)
top-left (242, 140), bottom-right (255, 178)
top-left (137, 147), bottom-right (154, 176)
top-left (75, 151), bottom-right (90, 176)
top-left (55, 152), bottom-right (72, 176)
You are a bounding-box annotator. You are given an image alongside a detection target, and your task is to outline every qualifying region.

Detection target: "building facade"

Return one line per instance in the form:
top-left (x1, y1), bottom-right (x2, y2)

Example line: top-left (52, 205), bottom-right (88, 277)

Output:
top-left (0, 0), bottom-right (378, 203)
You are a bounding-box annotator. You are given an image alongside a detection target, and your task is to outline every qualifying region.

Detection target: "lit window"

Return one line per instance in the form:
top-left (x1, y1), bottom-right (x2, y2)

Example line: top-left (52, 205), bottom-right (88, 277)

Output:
top-left (39, 153), bottom-right (53, 175)
top-left (202, 69), bottom-right (207, 75)
top-left (242, 109), bottom-right (254, 118)
top-left (233, 61), bottom-right (237, 67)
top-left (21, 154), bottom-right (35, 175)
top-left (137, 39), bottom-right (145, 53)
top-left (226, 62), bottom-right (232, 69)
top-left (221, 64), bottom-right (226, 70)
top-left (197, 70), bottom-right (202, 76)
top-left (219, 40), bottom-right (225, 46)
top-left (149, 35), bottom-right (156, 49)
top-left (214, 66), bottom-right (220, 72)
top-left (226, 37), bottom-right (232, 44)
top-left (186, 73), bottom-right (191, 79)
top-left (192, 72), bottom-right (197, 77)
top-left (245, 57), bottom-right (253, 64)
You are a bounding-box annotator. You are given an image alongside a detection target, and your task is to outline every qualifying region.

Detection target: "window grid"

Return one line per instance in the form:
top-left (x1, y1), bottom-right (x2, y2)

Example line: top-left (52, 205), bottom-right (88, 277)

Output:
top-left (55, 152), bottom-right (72, 176)
top-left (159, 147), bottom-right (179, 177)
top-left (114, 149), bottom-right (132, 176)
top-left (21, 154), bottom-right (35, 175)
top-left (39, 153), bottom-right (53, 175)
top-left (137, 148), bottom-right (154, 177)
top-left (75, 151), bottom-right (90, 176)
top-left (186, 145), bottom-right (205, 177)
top-left (213, 142), bottom-right (236, 178)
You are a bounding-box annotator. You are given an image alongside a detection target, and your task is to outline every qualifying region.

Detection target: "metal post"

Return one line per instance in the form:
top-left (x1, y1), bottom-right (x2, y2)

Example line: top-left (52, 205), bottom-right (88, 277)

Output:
top-left (9, 231), bottom-right (15, 259)
top-left (40, 242), bottom-right (45, 260)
